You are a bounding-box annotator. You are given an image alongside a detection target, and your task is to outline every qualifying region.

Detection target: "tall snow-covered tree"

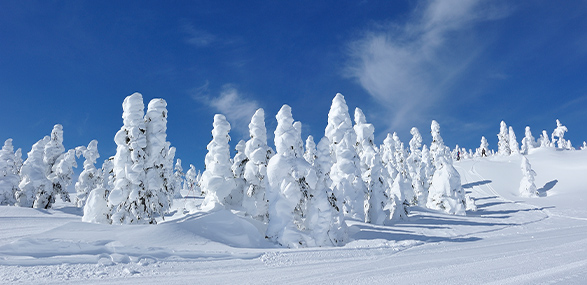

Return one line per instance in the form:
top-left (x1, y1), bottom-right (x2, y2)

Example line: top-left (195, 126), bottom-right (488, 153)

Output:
top-left (304, 135), bottom-right (317, 166)
top-left (267, 105), bottom-right (345, 247)
top-left (392, 133), bottom-right (415, 207)
top-left (16, 136), bottom-right (50, 207)
top-left (407, 127), bottom-right (426, 206)
top-left (75, 140), bottom-right (101, 207)
top-left (353, 108), bottom-right (388, 225)
top-left (144, 98), bottom-right (176, 220)
top-left (551, 119), bottom-right (568, 149)
top-left (539, 130), bottom-right (551, 148)
top-left (228, 140), bottom-right (247, 208)
top-left (183, 164), bottom-right (199, 197)
top-left (325, 93), bottom-right (366, 221)
top-left (381, 133), bottom-right (398, 183)
top-left (200, 114), bottom-right (237, 212)
top-left (497, 121), bottom-right (510, 156)
top-left (426, 121), bottom-right (466, 215)
top-left (521, 126), bottom-right (536, 155)
top-left (243, 108), bottom-right (272, 221)
top-left (476, 136), bottom-right (489, 157)
top-left (519, 156), bottom-right (538, 197)
top-left (46, 148), bottom-right (77, 207)
top-left (509, 126), bottom-right (520, 155)
top-left (173, 159), bottom-right (184, 198)
top-left (0, 139), bottom-right (21, 205)
top-left (108, 93), bottom-right (151, 224)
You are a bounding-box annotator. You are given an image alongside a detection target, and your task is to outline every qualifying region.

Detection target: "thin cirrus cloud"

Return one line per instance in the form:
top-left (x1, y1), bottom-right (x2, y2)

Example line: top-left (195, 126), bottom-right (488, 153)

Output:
top-left (181, 20), bottom-right (217, 48)
top-left (194, 82), bottom-right (260, 136)
top-left (346, 0), bottom-right (510, 132)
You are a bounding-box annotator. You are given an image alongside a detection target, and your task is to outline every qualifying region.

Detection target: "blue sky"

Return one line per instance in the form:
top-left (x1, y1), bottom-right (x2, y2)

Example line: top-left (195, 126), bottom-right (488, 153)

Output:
top-left (2, 0), bottom-right (587, 170)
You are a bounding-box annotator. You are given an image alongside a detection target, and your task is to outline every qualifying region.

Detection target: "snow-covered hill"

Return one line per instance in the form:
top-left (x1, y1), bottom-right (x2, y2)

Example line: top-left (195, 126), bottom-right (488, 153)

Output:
top-left (1, 148), bottom-right (587, 284)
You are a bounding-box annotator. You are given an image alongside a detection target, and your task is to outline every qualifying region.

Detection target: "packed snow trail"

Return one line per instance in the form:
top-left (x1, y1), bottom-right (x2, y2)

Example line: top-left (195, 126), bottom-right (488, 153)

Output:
top-left (2, 149), bottom-right (587, 284)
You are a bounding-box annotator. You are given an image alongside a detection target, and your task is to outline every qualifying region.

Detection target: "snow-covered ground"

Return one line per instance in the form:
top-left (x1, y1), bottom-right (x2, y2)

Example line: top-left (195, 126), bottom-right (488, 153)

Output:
top-left (1, 148), bottom-right (587, 284)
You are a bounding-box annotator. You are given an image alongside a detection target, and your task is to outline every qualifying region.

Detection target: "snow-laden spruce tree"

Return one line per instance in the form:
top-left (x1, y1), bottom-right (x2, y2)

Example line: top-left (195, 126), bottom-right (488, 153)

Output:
top-left (313, 136), bottom-right (347, 245)
top-left (173, 159), bottom-right (184, 198)
top-left (381, 133), bottom-right (398, 183)
top-left (521, 126), bottom-right (537, 155)
top-left (200, 114), bottom-right (237, 212)
top-left (407, 127), bottom-right (426, 206)
top-left (46, 148), bottom-right (77, 207)
top-left (325, 93), bottom-right (366, 221)
top-left (476, 136), bottom-right (489, 157)
top-left (267, 105), bottom-right (345, 247)
top-left (426, 121), bottom-right (466, 215)
top-left (183, 164), bottom-right (199, 196)
top-left (0, 139), bottom-right (21, 205)
top-left (228, 140), bottom-right (247, 208)
top-left (539, 130), bottom-right (551, 148)
top-left (83, 156), bottom-right (113, 224)
top-left (421, 145), bottom-right (434, 195)
top-left (144, 98), bottom-right (176, 220)
top-left (243, 108), bottom-right (273, 221)
top-left (304, 135), bottom-right (317, 166)
top-left (551, 119), bottom-right (569, 150)
top-left (353, 108), bottom-right (388, 225)
top-left (497, 121), bottom-right (511, 156)
top-left (509, 126), bottom-right (520, 155)
top-left (392, 133), bottom-right (415, 206)
top-left (75, 140), bottom-right (101, 207)
top-left (16, 136), bottom-right (50, 207)
top-left (519, 156), bottom-right (538, 197)
top-left (108, 93), bottom-right (151, 224)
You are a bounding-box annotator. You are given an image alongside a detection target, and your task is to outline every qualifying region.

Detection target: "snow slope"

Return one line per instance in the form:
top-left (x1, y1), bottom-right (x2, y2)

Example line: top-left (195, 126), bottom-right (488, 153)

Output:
top-left (1, 148), bottom-right (587, 284)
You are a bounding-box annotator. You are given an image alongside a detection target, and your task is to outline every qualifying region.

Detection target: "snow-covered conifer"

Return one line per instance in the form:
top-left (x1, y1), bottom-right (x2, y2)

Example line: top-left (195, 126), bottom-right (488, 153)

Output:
top-left (45, 149), bottom-right (77, 208)
top-left (476, 136), bottom-right (489, 157)
top-left (144, 98), bottom-right (176, 220)
top-left (539, 130), bottom-right (551, 148)
top-left (497, 121), bottom-right (511, 156)
top-left (381, 134), bottom-right (398, 183)
top-left (421, 145), bottom-right (434, 198)
top-left (509, 126), bottom-right (520, 155)
top-left (16, 136), bottom-right (50, 207)
top-left (75, 140), bottom-right (101, 207)
top-left (109, 93), bottom-right (151, 224)
top-left (173, 159), bottom-right (184, 198)
top-left (304, 135), bottom-right (317, 165)
top-left (551, 119), bottom-right (568, 149)
top-left (228, 140), bottom-right (247, 208)
top-left (426, 154), bottom-right (466, 215)
top-left (0, 139), bottom-right (21, 205)
top-left (519, 156), bottom-right (538, 197)
top-left (521, 126), bottom-right (536, 155)
top-left (183, 164), bottom-right (199, 196)
top-left (243, 108), bottom-right (272, 221)
top-left (353, 108), bottom-right (387, 224)
top-left (200, 114), bottom-right (237, 212)
top-left (325, 94), bottom-right (366, 220)
top-left (407, 127), bottom-right (426, 205)
top-left (393, 133), bottom-right (415, 206)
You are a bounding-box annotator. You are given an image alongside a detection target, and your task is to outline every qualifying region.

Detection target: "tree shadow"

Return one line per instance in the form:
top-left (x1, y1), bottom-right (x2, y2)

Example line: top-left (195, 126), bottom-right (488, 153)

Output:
top-left (537, 179), bottom-right (558, 197)
top-left (462, 180), bottom-right (492, 189)
top-left (350, 223), bottom-right (482, 243)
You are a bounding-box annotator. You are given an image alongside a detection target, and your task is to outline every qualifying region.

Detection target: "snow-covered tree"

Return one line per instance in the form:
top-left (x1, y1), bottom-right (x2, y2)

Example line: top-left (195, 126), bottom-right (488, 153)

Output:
top-left (519, 156), bottom-right (538, 197)
top-left (46, 148), bottom-right (77, 207)
top-left (539, 130), bottom-right (551, 148)
top-left (421, 145), bottom-right (434, 195)
top-left (16, 136), bottom-right (50, 207)
top-left (108, 93), bottom-right (151, 224)
top-left (407, 127), bottom-right (426, 206)
top-left (144, 98), bottom-right (176, 220)
top-left (325, 93), bottom-right (366, 221)
top-left (476, 136), bottom-right (489, 157)
top-left (75, 140), bottom-right (101, 207)
top-left (582, 141), bottom-right (587, 150)
top-left (353, 108), bottom-right (388, 224)
top-left (267, 105), bottom-right (345, 247)
top-left (551, 119), bottom-right (568, 150)
top-left (200, 114), bottom-right (237, 212)
top-left (426, 121), bottom-right (466, 215)
top-left (0, 139), bottom-right (21, 205)
top-left (497, 121), bottom-right (510, 156)
top-left (392, 133), bottom-right (415, 206)
top-left (173, 159), bottom-right (184, 198)
top-left (183, 164), bottom-right (199, 197)
top-left (243, 108), bottom-right (273, 221)
top-left (509, 126), bottom-right (520, 155)
top-left (521, 126), bottom-right (536, 155)
top-left (381, 134), bottom-right (398, 183)
top-left (228, 140), bottom-right (247, 208)
top-left (304, 135), bottom-right (317, 166)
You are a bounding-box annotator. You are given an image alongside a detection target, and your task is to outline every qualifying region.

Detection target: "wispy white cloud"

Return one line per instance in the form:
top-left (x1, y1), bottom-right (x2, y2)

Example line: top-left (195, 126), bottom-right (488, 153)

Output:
top-left (346, 0), bottom-right (510, 133)
top-left (181, 20), bottom-right (217, 48)
top-left (194, 83), bottom-right (260, 136)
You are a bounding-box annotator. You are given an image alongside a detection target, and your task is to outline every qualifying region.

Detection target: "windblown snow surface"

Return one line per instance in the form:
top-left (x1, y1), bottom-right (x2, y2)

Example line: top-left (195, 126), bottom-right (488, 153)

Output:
top-left (1, 148), bottom-right (587, 284)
